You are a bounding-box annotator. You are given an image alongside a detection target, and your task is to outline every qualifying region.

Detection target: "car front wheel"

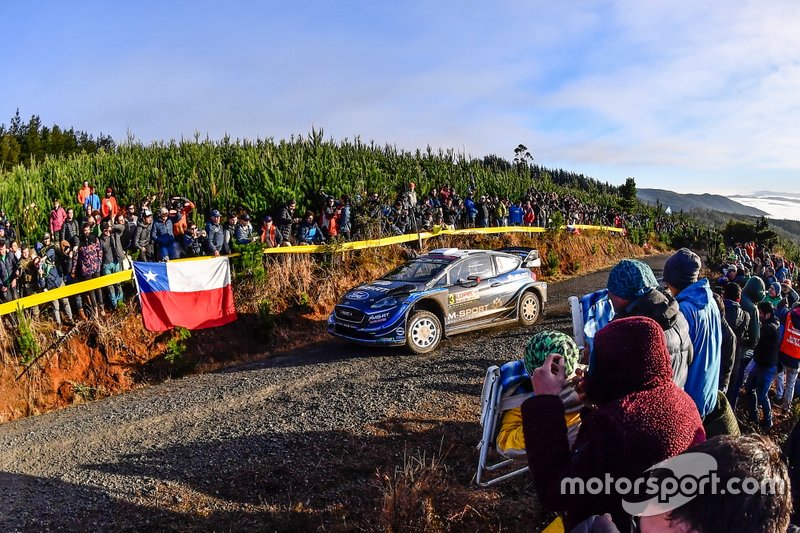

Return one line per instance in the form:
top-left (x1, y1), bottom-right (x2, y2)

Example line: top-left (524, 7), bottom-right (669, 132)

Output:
top-left (518, 291), bottom-right (541, 326)
top-left (406, 310), bottom-right (442, 354)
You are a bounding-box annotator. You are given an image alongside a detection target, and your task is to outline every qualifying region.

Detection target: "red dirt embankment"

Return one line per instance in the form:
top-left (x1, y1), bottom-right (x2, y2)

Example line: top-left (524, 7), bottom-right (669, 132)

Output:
top-left (0, 230), bottom-right (659, 423)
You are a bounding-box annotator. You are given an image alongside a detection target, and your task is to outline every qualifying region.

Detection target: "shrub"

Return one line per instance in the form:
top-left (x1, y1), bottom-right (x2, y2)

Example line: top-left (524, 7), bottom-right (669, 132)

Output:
top-left (164, 327), bottom-right (192, 367)
top-left (549, 211), bottom-right (564, 231)
top-left (546, 249), bottom-right (560, 275)
top-left (15, 309), bottom-right (40, 365)
top-left (257, 299), bottom-right (276, 340)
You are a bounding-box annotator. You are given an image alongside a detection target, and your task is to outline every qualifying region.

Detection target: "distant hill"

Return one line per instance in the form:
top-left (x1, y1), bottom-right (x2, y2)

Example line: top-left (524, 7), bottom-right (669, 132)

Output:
top-left (688, 208), bottom-right (800, 245)
top-left (637, 189), bottom-right (769, 217)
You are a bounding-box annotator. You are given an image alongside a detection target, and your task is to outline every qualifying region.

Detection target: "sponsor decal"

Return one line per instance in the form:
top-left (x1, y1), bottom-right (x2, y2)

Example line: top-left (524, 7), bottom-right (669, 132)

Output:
top-left (346, 290), bottom-right (370, 301)
top-left (505, 272), bottom-right (530, 282)
top-left (491, 297), bottom-right (504, 309)
top-left (448, 288), bottom-right (480, 306)
top-left (372, 280), bottom-right (392, 286)
top-left (368, 311), bottom-right (392, 324)
top-left (362, 285), bottom-right (391, 293)
top-left (447, 304), bottom-right (490, 323)
top-left (395, 327), bottom-right (405, 337)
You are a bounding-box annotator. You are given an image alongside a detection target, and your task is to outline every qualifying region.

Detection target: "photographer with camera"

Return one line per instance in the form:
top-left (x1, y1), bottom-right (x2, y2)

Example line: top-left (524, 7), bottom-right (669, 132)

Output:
top-left (182, 223), bottom-right (206, 257)
top-left (170, 196), bottom-right (195, 238)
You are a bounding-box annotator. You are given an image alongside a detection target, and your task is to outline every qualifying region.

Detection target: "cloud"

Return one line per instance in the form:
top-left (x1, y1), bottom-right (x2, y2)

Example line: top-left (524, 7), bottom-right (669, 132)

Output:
top-left (3, 1), bottom-right (800, 193)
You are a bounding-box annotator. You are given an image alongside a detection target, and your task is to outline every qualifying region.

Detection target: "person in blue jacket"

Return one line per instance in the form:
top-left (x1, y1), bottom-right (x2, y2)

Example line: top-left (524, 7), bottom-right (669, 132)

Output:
top-left (463, 194), bottom-right (477, 228)
top-left (508, 201), bottom-right (524, 226)
top-left (663, 247), bottom-right (722, 420)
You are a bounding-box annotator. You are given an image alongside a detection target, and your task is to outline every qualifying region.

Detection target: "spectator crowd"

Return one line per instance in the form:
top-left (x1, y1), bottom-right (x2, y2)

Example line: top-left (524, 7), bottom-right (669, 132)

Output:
top-left (0, 179), bottom-right (675, 325)
top-left (508, 243), bottom-right (800, 532)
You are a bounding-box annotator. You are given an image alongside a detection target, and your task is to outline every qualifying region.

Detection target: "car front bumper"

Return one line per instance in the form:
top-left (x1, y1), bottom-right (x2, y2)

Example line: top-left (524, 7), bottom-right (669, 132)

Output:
top-left (327, 313), bottom-right (408, 347)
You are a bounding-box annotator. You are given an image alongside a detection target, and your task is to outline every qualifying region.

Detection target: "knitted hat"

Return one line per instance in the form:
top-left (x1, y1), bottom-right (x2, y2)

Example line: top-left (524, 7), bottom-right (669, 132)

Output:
top-left (584, 316), bottom-right (672, 404)
top-left (523, 330), bottom-right (579, 377)
top-left (770, 281), bottom-right (782, 296)
top-left (607, 259), bottom-right (658, 300)
top-left (663, 248), bottom-right (701, 291)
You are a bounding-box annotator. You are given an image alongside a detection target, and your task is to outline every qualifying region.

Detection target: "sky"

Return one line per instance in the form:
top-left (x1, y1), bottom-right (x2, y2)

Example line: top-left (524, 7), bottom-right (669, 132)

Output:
top-left (3, 0), bottom-right (800, 195)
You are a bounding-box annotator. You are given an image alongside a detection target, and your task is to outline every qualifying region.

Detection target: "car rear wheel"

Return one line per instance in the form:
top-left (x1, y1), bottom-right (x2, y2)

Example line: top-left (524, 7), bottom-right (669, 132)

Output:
top-left (518, 291), bottom-right (541, 326)
top-left (406, 310), bottom-right (442, 354)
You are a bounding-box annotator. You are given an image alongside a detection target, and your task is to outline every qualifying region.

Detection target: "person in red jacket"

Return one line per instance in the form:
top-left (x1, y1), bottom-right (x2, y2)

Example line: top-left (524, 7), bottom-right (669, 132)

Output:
top-left (100, 187), bottom-right (119, 220)
top-left (170, 196), bottom-right (194, 237)
top-left (260, 216), bottom-right (284, 247)
top-left (76, 180), bottom-right (91, 206)
top-left (49, 199), bottom-right (67, 241)
top-left (521, 316), bottom-right (705, 531)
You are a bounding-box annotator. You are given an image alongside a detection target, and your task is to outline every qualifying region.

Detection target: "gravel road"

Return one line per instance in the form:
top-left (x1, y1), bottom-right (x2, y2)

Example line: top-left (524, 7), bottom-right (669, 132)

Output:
top-left (0, 255), bottom-right (669, 531)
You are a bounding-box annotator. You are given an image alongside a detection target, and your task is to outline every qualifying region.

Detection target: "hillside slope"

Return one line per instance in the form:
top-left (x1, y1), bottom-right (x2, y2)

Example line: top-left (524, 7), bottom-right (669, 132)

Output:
top-left (638, 188), bottom-right (768, 216)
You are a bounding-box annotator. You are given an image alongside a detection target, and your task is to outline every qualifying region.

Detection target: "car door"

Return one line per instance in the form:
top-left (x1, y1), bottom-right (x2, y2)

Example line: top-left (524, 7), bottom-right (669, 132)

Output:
top-left (444, 255), bottom-right (496, 326)
top-left (487, 253), bottom-right (527, 314)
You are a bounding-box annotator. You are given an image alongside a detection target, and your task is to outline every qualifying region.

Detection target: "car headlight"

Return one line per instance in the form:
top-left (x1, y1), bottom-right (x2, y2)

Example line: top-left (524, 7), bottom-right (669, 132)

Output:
top-left (370, 297), bottom-right (398, 309)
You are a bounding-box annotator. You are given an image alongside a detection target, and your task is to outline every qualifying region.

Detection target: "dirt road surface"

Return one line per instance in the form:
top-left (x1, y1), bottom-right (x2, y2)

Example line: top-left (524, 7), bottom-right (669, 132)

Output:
top-left (0, 255), bottom-right (669, 532)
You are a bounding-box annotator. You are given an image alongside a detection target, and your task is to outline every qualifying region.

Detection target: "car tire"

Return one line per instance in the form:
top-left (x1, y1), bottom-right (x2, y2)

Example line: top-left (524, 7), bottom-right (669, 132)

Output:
top-left (518, 291), bottom-right (541, 326)
top-left (406, 310), bottom-right (442, 354)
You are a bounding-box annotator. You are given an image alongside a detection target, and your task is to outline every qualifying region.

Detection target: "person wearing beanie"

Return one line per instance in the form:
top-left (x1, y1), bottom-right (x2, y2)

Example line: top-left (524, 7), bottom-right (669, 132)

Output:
top-left (745, 301), bottom-right (781, 429)
top-left (606, 258), bottom-right (693, 388)
top-left (521, 316), bottom-right (705, 531)
top-left (782, 279), bottom-right (799, 309)
top-left (496, 331), bottom-right (585, 457)
top-left (663, 247), bottom-right (722, 420)
top-left (765, 281), bottom-right (784, 308)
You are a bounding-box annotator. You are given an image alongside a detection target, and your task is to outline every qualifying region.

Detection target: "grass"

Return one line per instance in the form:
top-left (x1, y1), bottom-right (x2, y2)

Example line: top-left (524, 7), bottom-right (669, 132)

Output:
top-left (380, 444), bottom-right (450, 532)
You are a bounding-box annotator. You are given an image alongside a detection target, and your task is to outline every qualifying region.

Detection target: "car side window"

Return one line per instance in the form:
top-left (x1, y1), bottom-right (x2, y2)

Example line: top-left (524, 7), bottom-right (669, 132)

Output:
top-left (494, 255), bottom-right (520, 275)
top-left (434, 271), bottom-right (450, 287)
top-left (455, 256), bottom-right (494, 281)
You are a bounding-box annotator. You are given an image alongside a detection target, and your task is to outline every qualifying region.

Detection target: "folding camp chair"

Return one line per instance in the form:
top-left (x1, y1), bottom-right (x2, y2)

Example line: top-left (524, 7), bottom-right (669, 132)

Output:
top-left (568, 288), bottom-right (614, 368)
top-left (475, 361), bottom-right (533, 486)
top-left (475, 289), bottom-right (613, 487)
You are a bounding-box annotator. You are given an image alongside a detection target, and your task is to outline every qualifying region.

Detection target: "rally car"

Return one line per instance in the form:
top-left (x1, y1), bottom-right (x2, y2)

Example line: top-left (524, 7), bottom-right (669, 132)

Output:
top-left (327, 247), bottom-right (547, 354)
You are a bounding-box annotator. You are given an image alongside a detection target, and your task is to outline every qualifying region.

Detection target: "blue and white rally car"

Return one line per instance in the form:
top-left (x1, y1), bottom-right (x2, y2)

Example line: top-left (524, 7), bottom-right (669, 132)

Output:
top-left (328, 247), bottom-right (547, 353)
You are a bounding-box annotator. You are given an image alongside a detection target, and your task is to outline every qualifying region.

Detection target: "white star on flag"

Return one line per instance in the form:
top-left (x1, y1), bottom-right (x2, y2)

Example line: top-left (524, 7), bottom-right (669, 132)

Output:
top-left (144, 270), bottom-right (158, 283)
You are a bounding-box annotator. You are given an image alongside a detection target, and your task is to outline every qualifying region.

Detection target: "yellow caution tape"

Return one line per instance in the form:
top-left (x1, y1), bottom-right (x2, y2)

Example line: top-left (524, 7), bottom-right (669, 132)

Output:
top-left (0, 254), bottom-right (241, 316)
top-left (0, 270), bottom-right (133, 316)
top-left (263, 224), bottom-right (622, 254)
top-left (0, 224), bottom-right (623, 315)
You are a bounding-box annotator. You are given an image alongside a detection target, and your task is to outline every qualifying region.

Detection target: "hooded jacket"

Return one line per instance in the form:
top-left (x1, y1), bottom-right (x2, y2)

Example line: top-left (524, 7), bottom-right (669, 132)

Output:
top-left (675, 279), bottom-right (722, 418)
top-left (614, 288), bottom-right (693, 388)
top-left (741, 277), bottom-right (765, 348)
top-left (521, 316), bottom-right (705, 531)
top-left (754, 312), bottom-right (781, 368)
top-left (134, 220), bottom-right (152, 250)
top-left (724, 299), bottom-right (749, 346)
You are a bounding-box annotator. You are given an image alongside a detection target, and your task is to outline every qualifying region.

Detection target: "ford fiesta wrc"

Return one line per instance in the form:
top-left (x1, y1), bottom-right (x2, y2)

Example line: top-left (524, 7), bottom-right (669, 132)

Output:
top-left (327, 247), bottom-right (547, 353)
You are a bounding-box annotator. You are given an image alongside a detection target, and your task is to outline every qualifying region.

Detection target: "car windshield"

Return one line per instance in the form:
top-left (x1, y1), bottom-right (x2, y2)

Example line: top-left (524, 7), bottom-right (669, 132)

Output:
top-left (381, 259), bottom-right (450, 282)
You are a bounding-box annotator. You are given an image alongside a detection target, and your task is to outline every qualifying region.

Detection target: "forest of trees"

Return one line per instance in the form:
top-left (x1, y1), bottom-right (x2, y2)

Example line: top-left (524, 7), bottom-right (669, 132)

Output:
top-left (0, 110), bottom-right (115, 171)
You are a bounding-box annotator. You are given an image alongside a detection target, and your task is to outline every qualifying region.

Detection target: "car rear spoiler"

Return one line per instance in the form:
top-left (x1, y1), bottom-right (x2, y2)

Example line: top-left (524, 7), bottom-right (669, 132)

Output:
top-left (496, 247), bottom-right (542, 268)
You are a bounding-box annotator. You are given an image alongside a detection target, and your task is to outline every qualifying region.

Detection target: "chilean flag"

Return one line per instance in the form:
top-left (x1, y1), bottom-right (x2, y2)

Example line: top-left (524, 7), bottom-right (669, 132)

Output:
top-left (132, 257), bottom-right (237, 332)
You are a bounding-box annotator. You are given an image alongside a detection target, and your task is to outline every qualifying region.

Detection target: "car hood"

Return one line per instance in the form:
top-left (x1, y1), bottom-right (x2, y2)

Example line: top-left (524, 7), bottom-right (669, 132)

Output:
top-left (340, 280), bottom-right (423, 306)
